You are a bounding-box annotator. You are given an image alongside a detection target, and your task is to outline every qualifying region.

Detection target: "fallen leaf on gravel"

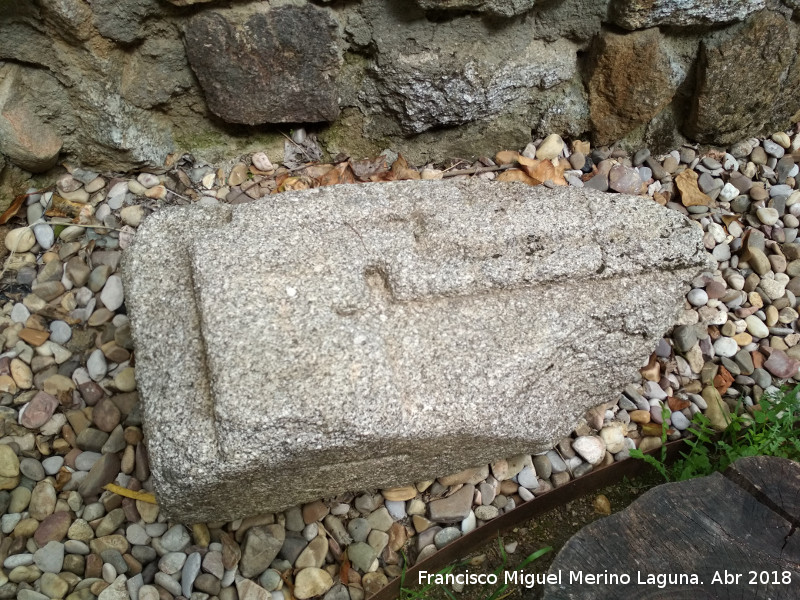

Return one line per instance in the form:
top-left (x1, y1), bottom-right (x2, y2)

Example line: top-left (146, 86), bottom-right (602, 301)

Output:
top-left (496, 169), bottom-right (540, 186)
top-left (653, 191), bottom-right (669, 205)
top-left (641, 422), bottom-right (665, 437)
top-left (391, 154), bottom-right (421, 180)
top-left (299, 164), bottom-right (335, 180)
top-left (0, 192), bottom-right (28, 225)
top-left (495, 150), bottom-right (520, 165)
top-left (675, 169), bottom-right (712, 207)
top-left (519, 157), bottom-right (567, 186)
top-left (275, 175), bottom-right (314, 193)
top-left (339, 550), bottom-right (350, 588)
top-left (350, 156), bottom-right (388, 181)
top-left (55, 466), bottom-right (72, 491)
top-left (103, 483), bottom-right (157, 504)
top-left (46, 195), bottom-right (94, 221)
top-left (721, 214), bottom-right (742, 229)
top-left (639, 353), bottom-right (660, 382)
top-left (317, 162), bottom-right (356, 187)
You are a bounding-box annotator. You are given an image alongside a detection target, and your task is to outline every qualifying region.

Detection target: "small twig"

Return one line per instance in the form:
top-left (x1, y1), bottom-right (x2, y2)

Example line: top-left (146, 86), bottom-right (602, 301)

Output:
top-left (51, 223), bottom-right (131, 233)
top-left (441, 163), bottom-right (518, 178)
top-left (442, 160), bottom-right (468, 173)
top-left (279, 131), bottom-right (313, 161)
top-left (164, 188), bottom-right (192, 202)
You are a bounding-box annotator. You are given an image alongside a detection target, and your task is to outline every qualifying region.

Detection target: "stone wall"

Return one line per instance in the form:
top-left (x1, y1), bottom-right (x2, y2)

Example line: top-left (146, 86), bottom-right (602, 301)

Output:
top-left (0, 0), bottom-right (799, 173)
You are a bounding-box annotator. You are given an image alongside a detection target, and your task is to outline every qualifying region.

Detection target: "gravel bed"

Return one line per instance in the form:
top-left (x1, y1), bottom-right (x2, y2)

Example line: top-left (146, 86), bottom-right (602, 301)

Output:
top-left (0, 129), bottom-right (799, 600)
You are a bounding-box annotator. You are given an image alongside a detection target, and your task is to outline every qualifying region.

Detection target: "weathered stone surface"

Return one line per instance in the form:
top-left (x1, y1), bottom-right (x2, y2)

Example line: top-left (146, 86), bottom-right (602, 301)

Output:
top-left (609, 0), bottom-right (765, 30)
top-left (0, 0), bottom-right (795, 171)
top-left (531, 0), bottom-right (612, 43)
top-left (414, 0), bottom-right (537, 17)
top-left (367, 40), bottom-right (576, 135)
top-left (184, 4), bottom-right (341, 125)
top-left (91, 0), bottom-right (162, 45)
top-left (685, 11), bottom-right (800, 145)
top-left (0, 11), bottom-right (175, 170)
top-left (121, 37), bottom-right (195, 110)
top-left (587, 29), bottom-right (678, 146)
top-left (0, 64), bottom-right (62, 172)
top-left (125, 180), bottom-right (710, 522)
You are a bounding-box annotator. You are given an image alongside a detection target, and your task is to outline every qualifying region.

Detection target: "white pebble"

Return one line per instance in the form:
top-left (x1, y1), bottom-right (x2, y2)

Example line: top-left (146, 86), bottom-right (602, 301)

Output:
top-left (707, 223), bottom-right (726, 243)
top-left (727, 221), bottom-right (743, 238)
top-left (744, 315), bottom-right (769, 339)
top-left (757, 207), bottom-right (780, 225)
top-left (100, 275), bottom-right (125, 312)
top-left (712, 337), bottom-right (738, 357)
top-left (137, 173), bottom-right (160, 188)
top-left (32, 223), bottom-right (54, 250)
top-left (718, 183), bottom-right (739, 202)
top-left (687, 288), bottom-right (708, 307)
top-left (252, 152), bottom-right (274, 172)
top-left (87, 349), bottom-right (108, 381)
top-left (10, 303), bottom-right (30, 324)
top-left (4, 227), bottom-right (36, 252)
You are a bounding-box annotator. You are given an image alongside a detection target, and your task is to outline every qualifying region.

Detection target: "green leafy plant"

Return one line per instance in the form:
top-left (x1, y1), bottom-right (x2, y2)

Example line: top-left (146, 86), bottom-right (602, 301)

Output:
top-left (628, 405), bottom-right (671, 481)
top-left (399, 536), bottom-right (552, 600)
top-left (630, 385), bottom-right (800, 482)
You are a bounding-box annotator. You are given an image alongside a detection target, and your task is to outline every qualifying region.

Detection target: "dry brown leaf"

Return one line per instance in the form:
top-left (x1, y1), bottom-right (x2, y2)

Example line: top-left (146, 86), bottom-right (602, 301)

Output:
top-left (275, 175), bottom-right (314, 193)
top-left (397, 169), bottom-right (421, 180)
top-left (391, 153), bottom-right (410, 172)
top-left (299, 164), bottom-right (335, 179)
top-left (721, 214), bottom-right (742, 229)
top-left (340, 550), bottom-right (350, 586)
top-left (495, 150), bottom-right (520, 165)
top-left (103, 483), bottom-right (157, 504)
top-left (318, 162), bottom-right (356, 187)
top-left (391, 154), bottom-right (421, 180)
top-left (45, 195), bottom-right (94, 221)
top-left (675, 169), bottom-right (712, 207)
top-left (497, 169), bottom-right (540, 186)
top-left (713, 365), bottom-right (735, 395)
top-left (55, 466), bottom-right (72, 491)
top-left (0, 191), bottom-right (29, 225)
top-left (639, 353), bottom-right (660, 382)
top-left (521, 158), bottom-right (568, 186)
top-left (368, 171), bottom-right (397, 182)
top-left (350, 156), bottom-right (388, 181)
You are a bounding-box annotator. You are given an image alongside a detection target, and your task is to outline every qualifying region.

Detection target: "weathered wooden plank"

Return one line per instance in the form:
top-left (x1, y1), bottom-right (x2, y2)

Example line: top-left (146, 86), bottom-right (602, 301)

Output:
top-left (542, 458), bottom-right (800, 599)
top-left (725, 455), bottom-right (800, 524)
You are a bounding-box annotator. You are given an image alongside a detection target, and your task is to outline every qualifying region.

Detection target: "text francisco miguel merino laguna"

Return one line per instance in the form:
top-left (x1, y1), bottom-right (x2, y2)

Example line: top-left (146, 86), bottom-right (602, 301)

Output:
top-left (416, 568), bottom-right (754, 590)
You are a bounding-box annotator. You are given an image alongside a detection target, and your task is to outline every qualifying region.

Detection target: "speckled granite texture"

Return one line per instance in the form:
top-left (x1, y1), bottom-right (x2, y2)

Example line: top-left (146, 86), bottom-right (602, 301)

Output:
top-left (123, 180), bottom-right (712, 522)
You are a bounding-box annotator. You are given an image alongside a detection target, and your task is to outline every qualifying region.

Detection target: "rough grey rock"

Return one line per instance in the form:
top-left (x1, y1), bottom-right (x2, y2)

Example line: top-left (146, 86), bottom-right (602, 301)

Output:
top-left (414, 0), bottom-right (537, 17)
top-left (125, 180), bottom-right (712, 522)
top-left (363, 32), bottom-right (577, 135)
top-left (685, 11), bottom-right (800, 145)
top-left (121, 37), bottom-right (195, 110)
top-left (184, 4), bottom-right (341, 125)
top-left (0, 64), bottom-right (62, 172)
top-left (0, 8), bottom-right (174, 170)
top-left (91, 0), bottom-right (162, 44)
top-left (609, 0), bottom-right (765, 30)
top-left (531, 0), bottom-right (612, 43)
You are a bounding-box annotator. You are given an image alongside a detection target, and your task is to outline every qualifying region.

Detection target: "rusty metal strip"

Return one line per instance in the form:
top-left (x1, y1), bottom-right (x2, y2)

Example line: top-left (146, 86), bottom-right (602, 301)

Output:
top-left (369, 438), bottom-right (691, 600)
